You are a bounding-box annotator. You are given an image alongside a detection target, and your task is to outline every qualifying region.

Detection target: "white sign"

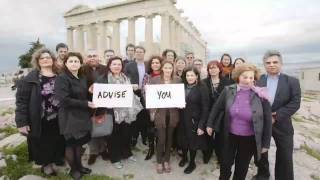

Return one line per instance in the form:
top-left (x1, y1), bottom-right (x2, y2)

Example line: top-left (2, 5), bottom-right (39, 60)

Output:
top-left (145, 84), bottom-right (185, 108)
top-left (92, 83), bottom-right (133, 108)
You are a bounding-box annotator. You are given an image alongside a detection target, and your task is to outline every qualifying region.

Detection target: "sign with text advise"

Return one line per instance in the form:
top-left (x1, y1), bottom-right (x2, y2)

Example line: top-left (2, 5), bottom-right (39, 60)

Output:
top-left (92, 83), bottom-right (133, 108)
top-left (145, 84), bottom-right (185, 109)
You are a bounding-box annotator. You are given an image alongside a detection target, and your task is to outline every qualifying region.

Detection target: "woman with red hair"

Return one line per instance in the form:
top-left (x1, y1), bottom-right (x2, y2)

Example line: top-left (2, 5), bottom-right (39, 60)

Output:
top-left (202, 60), bottom-right (233, 163)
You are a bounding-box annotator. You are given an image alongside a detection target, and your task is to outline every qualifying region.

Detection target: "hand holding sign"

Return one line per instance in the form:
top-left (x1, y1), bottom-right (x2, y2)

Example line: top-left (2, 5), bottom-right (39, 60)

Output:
top-left (145, 84), bottom-right (185, 109)
top-left (132, 84), bottom-right (139, 91)
top-left (88, 101), bottom-right (96, 109)
top-left (88, 85), bottom-right (94, 94)
top-left (92, 83), bottom-right (134, 108)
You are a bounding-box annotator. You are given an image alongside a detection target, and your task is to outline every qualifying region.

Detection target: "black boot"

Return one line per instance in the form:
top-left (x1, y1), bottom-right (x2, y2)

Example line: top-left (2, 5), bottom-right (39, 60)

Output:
top-left (179, 149), bottom-right (188, 167)
top-left (145, 128), bottom-right (155, 160)
top-left (203, 150), bottom-right (212, 164)
top-left (179, 157), bottom-right (188, 167)
top-left (145, 144), bottom-right (154, 160)
top-left (184, 162), bottom-right (196, 174)
top-left (69, 170), bottom-right (82, 180)
top-left (79, 166), bottom-right (92, 174)
top-left (131, 137), bottom-right (137, 147)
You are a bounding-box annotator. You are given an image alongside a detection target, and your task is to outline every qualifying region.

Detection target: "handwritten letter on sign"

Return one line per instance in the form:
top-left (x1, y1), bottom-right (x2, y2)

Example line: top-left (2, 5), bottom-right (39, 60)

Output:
top-left (92, 83), bottom-right (133, 108)
top-left (145, 84), bottom-right (185, 109)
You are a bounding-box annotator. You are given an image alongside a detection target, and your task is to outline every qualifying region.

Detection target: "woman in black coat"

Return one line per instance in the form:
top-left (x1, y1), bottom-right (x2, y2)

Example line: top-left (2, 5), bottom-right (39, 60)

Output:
top-left (202, 60), bottom-right (233, 163)
top-left (177, 67), bottom-right (209, 174)
top-left (15, 48), bottom-right (65, 176)
top-left (55, 52), bottom-right (95, 180)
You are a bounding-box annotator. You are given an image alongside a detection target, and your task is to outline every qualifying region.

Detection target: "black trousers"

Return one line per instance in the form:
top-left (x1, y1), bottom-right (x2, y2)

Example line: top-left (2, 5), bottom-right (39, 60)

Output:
top-left (220, 133), bottom-right (256, 180)
top-left (131, 90), bottom-right (149, 143)
top-left (213, 132), bottom-right (222, 163)
top-left (255, 127), bottom-right (294, 180)
top-left (107, 122), bottom-right (133, 163)
top-left (131, 109), bottom-right (149, 141)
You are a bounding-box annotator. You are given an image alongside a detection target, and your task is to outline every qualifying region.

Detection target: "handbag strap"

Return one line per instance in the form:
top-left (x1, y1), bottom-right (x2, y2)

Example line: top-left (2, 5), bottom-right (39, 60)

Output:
top-left (92, 109), bottom-right (97, 116)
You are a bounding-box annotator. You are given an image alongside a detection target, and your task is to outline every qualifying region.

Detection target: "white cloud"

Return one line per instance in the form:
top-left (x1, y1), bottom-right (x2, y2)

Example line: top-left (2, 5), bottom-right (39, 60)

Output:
top-left (175, 0), bottom-right (320, 61)
top-left (0, 0), bottom-right (319, 70)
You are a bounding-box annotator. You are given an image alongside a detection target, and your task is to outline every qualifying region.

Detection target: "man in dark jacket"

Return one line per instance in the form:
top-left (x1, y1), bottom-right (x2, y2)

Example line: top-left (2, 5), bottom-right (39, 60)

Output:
top-left (124, 46), bottom-right (149, 146)
top-left (123, 44), bottom-right (135, 67)
top-left (254, 50), bottom-right (301, 180)
top-left (83, 49), bottom-right (108, 165)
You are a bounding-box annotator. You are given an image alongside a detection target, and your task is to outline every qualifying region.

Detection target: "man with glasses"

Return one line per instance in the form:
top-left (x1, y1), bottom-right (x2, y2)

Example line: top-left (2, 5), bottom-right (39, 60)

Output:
top-left (193, 59), bottom-right (207, 79)
top-left (185, 52), bottom-right (195, 67)
top-left (83, 49), bottom-right (108, 165)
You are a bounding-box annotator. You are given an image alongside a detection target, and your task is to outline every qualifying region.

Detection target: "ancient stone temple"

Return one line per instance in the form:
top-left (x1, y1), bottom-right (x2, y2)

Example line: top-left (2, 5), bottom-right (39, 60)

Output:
top-left (64, 0), bottom-right (207, 60)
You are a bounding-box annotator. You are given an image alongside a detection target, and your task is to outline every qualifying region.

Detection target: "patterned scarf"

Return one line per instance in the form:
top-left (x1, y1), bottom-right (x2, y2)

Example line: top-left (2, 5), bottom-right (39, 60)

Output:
top-left (107, 72), bottom-right (143, 124)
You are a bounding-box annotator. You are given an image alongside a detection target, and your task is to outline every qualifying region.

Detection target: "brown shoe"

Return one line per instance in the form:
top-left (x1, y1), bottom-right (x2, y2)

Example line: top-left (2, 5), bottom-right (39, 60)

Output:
top-left (163, 162), bottom-right (171, 173)
top-left (156, 163), bottom-right (163, 174)
top-left (87, 154), bottom-right (98, 165)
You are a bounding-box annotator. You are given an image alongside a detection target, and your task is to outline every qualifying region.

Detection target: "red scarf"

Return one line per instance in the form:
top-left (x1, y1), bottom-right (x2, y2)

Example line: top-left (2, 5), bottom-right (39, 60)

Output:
top-left (222, 66), bottom-right (233, 76)
top-left (151, 71), bottom-right (160, 77)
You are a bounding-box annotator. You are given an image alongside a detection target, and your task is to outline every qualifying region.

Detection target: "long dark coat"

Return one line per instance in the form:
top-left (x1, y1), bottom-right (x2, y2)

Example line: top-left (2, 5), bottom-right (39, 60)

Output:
top-left (177, 83), bottom-right (209, 150)
top-left (202, 77), bottom-right (233, 109)
top-left (15, 70), bottom-right (65, 164)
top-left (15, 70), bottom-right (43, 137)
top-left (55, 71), bottom-right (92, 136)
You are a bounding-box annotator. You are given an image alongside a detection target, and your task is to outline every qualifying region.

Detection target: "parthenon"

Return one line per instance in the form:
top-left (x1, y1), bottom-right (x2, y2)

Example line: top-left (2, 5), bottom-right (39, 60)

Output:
top-left (64, 0), bottom-right (207, 60)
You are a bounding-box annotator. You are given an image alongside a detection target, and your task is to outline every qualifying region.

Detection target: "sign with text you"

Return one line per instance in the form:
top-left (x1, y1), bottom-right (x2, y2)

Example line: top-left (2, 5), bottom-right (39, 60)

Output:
top-left (92, 83), bottom-right (133, 108)
top-left (145, 84), bottom-right (185, 109)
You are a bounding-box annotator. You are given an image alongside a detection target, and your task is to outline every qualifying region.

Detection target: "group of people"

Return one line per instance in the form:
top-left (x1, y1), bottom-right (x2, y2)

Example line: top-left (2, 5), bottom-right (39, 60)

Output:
top-left (15, 42), bottom-right (301, 180)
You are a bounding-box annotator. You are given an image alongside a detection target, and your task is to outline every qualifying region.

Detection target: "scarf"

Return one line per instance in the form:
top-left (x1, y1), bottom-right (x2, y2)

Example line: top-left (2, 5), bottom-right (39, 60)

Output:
top-left (238, 84), bottom-right (270, 102)
top-left (222, 66), bottom-right (233, 77)
top-left (107, 72), bottom-right (143, 124)
top-left (151, 71), bottom-right (160, 77)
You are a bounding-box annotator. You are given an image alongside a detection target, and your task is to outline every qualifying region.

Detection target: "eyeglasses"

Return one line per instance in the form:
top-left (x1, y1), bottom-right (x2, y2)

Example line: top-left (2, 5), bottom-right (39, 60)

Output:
top-left (39, 56), bottom-right (52, 60)
top-left (87, 54), bottom-right (97, 58)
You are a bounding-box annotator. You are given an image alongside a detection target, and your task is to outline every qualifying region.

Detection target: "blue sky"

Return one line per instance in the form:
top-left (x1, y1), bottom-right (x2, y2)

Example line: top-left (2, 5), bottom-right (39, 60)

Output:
top-left (1, 0), bottom-right (320, 72)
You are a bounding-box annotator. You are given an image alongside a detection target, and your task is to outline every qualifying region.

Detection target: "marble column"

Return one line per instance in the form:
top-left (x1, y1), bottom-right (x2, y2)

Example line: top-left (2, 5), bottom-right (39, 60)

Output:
top-left (175, 24), bottom-right (182, 56)
top-left (128, 17), bottom-right (136, 45)
top-left (160, 13), bottom-right (170, 52)
top-left (97, 21), bottom-right (106, 59)
top-left (170, 18), bottom-right (177, 51)
top-left (111, 20), bottom-right (120, 55)
top-left (188, 32), bottom-right (193, 53)
top-left (75, 25), bottom-right (84, 53)
top-left (86, 24), bottom-right (97, 50)
top-left (67, 27), bottom-right (74, 51)
top-left (145, 14), bottom-right (154, 58)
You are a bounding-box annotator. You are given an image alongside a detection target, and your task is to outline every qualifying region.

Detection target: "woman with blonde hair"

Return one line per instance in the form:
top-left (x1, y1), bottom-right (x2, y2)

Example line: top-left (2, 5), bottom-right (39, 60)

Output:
top-left (206, 63), bottom-right (272, 180)
top-left (15, 48), bottom-right (65, 176)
